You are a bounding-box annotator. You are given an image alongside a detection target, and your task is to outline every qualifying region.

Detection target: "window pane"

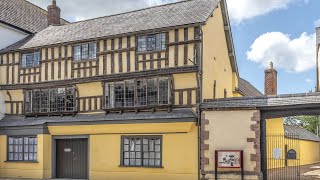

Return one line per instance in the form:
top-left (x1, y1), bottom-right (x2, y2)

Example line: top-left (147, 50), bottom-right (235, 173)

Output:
top-left (147, 79), bottom-right (158, 105)
top-left (88, 43), bottom-right (97, 59)
top-left (147, 35), bottom-right (156, 51)
top-left (26, 53), bottom-right (34, 67)
top-left (81, 44), bottom-right (89, 59)
top-left (74, 45), bottom-right (81, 61)
top-left (137, 80), bottom-right (147, 106)
top-left (33, 51), bottom-right (40, 66)
top-left (66, 87), bottom-right (74, 111)
top-left (40, 89), bottom-right (49, 112)
top-left (125, 80), bottom-right (135, 107)
top-left (32, 90), bottom-right (41, 113)
top-left (159, 78), bottom-right (169, 105)
top-left (25, 91), bottom-right (32, 113)
top-left (57, 88), bottom-right (66, 111)
top-left (114, 83), bottom-right (125, 107)
top-left (137, 36), bottom-right (146, 52)
top-left (21, 54), bottom-right (27, 67)
top-left (49, 89), bottom-right (58, 112)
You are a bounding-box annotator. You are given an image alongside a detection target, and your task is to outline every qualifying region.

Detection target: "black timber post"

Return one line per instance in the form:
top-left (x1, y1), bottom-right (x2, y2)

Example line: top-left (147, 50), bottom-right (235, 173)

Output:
top-left (260, 116), bottom-right (267, 180)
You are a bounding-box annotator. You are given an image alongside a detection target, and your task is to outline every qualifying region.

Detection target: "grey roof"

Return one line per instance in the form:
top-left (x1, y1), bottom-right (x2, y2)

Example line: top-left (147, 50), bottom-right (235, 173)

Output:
top-left (0, 0), bottom-right (68, 33)
top-left (202, 92), bottom-right (320, 109)
top-left (0, 109), bottom-right (197, 127)
top-left (317, 27), bottom-right (320, 45)
top-left (20, 0), bottom-right (220, 49)
top-left (238, 78), bottom-right (263, 97)
top-left (284, 125), bottom-right (319, 142)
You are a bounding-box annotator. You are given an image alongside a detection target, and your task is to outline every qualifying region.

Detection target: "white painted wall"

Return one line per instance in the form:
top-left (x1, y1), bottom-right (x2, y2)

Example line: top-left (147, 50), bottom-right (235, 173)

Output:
top-left (0, 23), bottom-right (29, 50)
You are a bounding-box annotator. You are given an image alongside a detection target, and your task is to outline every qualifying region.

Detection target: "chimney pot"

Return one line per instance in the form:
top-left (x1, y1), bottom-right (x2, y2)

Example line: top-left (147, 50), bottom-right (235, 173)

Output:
top-left (265, 61), bottom-right (278, 95)
top-left (47, 0), bottom-right (61, 26)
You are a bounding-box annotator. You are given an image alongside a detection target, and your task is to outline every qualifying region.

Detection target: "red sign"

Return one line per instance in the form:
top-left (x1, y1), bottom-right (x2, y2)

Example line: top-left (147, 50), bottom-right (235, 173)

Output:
top-left (216, 150), bottom-right (243, 168)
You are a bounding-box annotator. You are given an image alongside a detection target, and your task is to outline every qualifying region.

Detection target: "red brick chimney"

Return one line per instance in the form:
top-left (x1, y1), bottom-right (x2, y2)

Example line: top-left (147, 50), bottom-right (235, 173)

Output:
top-left (47, 0), bottom-right (61, 26)
top-left (265, 62), bottom-right (277, 95)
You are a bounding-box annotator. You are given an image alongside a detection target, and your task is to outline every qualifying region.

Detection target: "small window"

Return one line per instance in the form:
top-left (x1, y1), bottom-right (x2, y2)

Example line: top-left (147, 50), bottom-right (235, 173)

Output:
top-left (7, 136), bottom-right (37, 162)
top-left (137, 33), bottom-right (166, 52)
top-left (121, 136), bottom-right (162, 167)
top-left (21, 51), bottom-right (40, 68)
top-left (73, 42), bottom-right (97, 61)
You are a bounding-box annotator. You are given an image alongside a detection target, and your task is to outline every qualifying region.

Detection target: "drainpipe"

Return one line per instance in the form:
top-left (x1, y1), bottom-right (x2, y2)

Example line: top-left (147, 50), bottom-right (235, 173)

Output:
top-left (197, 26), bottom-right (204, 180)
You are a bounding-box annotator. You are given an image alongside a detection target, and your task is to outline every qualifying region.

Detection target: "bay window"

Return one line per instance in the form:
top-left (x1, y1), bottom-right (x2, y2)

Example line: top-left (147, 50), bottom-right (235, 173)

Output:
top-left (25, 87), bottom-right (75, 114)
top-left (105, 77), bottom-right (170, 109)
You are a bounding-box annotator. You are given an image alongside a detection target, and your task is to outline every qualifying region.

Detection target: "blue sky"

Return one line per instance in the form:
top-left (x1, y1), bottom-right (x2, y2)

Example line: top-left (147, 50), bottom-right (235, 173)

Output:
top-left (28, 0), bottom-right (320, 94)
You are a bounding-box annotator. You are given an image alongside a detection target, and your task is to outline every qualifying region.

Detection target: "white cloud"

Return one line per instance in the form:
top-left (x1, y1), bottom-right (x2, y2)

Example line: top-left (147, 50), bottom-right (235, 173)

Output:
top-left (28, 0), bottom-right (177, 21)
top-left (226, 0), bottom-right (306, 24)
top-left (314, 19), bottom-right (320, 27)
top-left (305, 78), bottom-right (313, 84)
top-left (247, 32), bottom-right (316, 73)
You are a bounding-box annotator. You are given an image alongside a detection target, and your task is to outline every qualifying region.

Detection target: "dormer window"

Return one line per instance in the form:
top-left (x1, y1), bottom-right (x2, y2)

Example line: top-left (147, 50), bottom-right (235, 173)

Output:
top-left (137, 33), bottom-right (166, 52)
top-left (21, 51), bottom-right (40, 68)
top-left (74, 42), bottom-right (97, 61)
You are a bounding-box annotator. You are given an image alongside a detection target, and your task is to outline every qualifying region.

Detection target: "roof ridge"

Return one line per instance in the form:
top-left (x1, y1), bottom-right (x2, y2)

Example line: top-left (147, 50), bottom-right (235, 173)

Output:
top-left (63, 0), bottom-right (193, 25)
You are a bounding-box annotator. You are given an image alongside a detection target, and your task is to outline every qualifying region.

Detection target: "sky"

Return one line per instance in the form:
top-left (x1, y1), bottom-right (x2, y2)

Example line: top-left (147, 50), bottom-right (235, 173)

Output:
top-left (27, 0), bottom-right (320, 95)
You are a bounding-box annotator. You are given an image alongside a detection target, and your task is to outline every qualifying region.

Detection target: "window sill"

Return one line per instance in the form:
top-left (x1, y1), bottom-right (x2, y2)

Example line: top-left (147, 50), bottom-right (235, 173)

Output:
top-left (4, 161), bottom-right (39, 163)
top-left (119, 165), bottom-right (164, 169)
top-left (136, 49), bottom-right (166, 55)
top-left (19, 65), bottom-right (41, 70)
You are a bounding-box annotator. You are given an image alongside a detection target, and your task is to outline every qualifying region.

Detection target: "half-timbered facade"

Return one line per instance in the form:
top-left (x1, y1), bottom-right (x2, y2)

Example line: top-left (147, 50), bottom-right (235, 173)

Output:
top-left (0, 0), bottom-right (238, 179)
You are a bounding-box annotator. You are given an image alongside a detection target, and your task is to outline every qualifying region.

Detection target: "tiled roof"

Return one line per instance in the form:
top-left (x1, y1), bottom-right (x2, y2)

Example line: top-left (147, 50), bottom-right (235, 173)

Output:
top-left (202, 92), bottom-right (320, 109)
top-left (238, 78), bottom-right (263, 97)
top-left (0, 0), bottom-right (68, 33)
top-left (284, 125), bottom-right (319, 142)
top-left (317, 27), bottom-right (320, 45)
top-left (20, 0), bottom-right (220, 49)
top-left (0, 109), bottom-right (197, 127)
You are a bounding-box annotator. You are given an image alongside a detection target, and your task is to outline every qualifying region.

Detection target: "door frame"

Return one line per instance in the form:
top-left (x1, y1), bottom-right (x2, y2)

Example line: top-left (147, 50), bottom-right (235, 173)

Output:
top-left (51, 135), bottom-right (90, 179)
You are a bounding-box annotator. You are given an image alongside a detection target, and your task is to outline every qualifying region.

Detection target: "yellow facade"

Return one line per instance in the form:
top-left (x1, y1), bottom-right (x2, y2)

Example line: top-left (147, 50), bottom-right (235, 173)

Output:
top-left (0, 0), bottom-right (239, 179)
top-left (266, 118), bottom-right (320, 169)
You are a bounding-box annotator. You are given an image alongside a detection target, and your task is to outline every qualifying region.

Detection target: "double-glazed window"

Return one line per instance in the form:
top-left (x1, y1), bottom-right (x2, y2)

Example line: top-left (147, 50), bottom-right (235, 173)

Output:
top-left (74, 42), bottom-right (97, 61)
top-left (121, 136), bottom-right (162, 167)
top-left (21, 51), bottom-right (40, 68)
top-left (25, 87), bottom-right (75, 114)
top-left (137, 33), bottom-right (166, 52)
top-left (7, 136), bottom-right (37, 162)
top-left (105, 77), bottom-right (170, 109)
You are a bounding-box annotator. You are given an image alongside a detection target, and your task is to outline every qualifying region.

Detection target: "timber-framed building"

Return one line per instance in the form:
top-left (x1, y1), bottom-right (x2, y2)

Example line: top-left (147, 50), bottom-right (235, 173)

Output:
top-left (0, 0), bottom-right (239, 179)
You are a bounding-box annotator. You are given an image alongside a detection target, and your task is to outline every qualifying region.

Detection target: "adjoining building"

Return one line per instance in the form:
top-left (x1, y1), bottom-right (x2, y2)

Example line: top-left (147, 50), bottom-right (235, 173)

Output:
top-left (0, 0), bottom-right (239, 179)
top-left (0, 0), bottom-right (68, 51)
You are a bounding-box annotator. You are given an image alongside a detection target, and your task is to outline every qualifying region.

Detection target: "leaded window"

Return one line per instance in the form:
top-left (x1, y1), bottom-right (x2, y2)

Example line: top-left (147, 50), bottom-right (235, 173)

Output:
top-left (121, 136), bottom-right (162, 167)
top-left (7, 136), bottom-right (37, 162)
top-left (73, 42), bottom-right (97, 61)
top-left (137, 33), bottom-right (166, 52)
top-left (105, 77), bottom-right (170, 109)
top-left (24, 87), bottom-right (75, 114)
top-left (21, 51), bottom-right (40, 68)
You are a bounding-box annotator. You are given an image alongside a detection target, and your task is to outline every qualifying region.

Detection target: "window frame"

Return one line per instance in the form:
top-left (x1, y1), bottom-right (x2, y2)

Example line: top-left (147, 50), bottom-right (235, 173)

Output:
top-left (20, 51), bottom-right (41, 68)
top-left (120, 135), bottom-right (163, 168)
top-left (73, 42), bottom-right (97, 61)
top-left (7, 135), bottom-right (38, 162)
top-left (104, 76), bottom-right (171, 110)
top-left (137, 33), bottom-right (166, 53)
top-left (24, 86), bottom-right (76, 115)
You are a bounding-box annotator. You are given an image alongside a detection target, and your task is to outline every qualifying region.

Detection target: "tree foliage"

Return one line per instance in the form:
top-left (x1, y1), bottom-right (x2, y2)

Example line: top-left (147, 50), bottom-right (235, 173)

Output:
top-left (284, 116), bottom-right (319, 135)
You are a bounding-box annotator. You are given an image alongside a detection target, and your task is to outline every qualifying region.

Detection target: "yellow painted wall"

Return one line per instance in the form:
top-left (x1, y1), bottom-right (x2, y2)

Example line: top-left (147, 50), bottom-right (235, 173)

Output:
top-left (0, 134), bottom-right (51, 179)
top-left (202, 5), bottom-right (237, 100)
top-left (266, 118), bottom-right (320, 169)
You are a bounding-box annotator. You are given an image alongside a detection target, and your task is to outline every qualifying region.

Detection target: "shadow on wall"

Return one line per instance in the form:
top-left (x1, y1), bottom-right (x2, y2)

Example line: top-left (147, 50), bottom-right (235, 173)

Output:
top-left (0, 92), bottom-right (4, 120)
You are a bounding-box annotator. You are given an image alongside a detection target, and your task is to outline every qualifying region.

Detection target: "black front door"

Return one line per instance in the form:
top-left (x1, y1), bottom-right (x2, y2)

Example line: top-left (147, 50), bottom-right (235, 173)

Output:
top-left (56, 138), bottom-right (88, 179)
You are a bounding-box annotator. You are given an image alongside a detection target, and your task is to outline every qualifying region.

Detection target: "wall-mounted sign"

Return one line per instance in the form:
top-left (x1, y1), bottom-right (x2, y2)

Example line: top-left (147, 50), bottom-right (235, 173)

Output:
top-left (273, 148), bottom-right (281, 159)
top-left (216, 150), bottom-right (242, 168)
top-left (64, 148), bottom-right (71, 152)
top-left (287, 149), bottom-right (297, 159)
